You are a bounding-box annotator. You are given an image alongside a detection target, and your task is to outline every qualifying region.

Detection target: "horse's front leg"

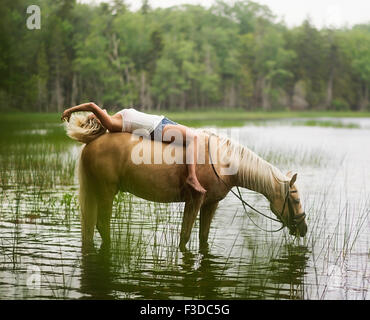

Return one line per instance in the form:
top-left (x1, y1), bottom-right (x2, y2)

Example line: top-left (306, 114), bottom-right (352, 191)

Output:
top-left (199, 201), bottom-right (219, 252)
top-left (179, 193), bottom-right (204, 251)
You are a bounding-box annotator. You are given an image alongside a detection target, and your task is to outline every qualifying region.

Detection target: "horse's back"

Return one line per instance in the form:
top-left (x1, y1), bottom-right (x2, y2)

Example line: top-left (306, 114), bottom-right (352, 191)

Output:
top-left (80, 131), bottom-right (229, 203)
top-left (80, 132), bottom-right (188, 202)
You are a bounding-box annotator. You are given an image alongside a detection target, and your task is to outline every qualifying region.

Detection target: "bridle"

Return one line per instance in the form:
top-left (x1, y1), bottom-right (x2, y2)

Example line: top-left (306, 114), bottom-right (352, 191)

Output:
top-left (278, 189), bottom-right (306, 231)
top-left (207, 133), bottom-right (306, 233)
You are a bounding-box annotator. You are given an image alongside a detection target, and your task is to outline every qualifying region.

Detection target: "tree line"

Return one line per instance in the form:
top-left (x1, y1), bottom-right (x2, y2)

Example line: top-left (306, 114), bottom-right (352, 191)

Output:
top-left (1, 0), bottom-right (370, 112)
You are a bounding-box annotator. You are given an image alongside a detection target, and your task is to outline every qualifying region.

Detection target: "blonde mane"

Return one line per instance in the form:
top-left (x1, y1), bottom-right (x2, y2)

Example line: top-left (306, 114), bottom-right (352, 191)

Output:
top-left (204, 130), bottom-right (289, 199)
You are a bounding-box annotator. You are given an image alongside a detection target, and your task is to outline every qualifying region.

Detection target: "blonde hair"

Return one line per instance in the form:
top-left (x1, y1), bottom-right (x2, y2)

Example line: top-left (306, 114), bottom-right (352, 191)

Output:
top-left (65, 112), bottom-right (106, 144)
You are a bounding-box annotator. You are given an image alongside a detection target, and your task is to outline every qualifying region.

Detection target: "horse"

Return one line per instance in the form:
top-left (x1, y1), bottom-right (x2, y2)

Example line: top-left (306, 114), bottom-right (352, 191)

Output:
top-left (71, 127), bottom-right (307, 252)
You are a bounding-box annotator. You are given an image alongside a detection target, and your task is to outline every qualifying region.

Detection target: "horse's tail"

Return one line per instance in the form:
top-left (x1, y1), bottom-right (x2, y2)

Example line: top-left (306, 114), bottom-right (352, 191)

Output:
top-left (78, 148), bottom-right (98, 249)
top-left (64, 113), bottom-right (106, 144)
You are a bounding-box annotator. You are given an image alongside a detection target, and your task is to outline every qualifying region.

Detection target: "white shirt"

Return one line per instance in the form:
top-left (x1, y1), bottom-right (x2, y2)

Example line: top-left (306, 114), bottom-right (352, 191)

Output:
top-left (119, 108), bottom-right (164, 134)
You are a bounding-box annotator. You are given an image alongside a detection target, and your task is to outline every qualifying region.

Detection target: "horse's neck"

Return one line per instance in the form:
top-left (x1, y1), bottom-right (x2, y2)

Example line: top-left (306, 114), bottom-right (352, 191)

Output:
top-left (234, 145), bottom-right (286, 201)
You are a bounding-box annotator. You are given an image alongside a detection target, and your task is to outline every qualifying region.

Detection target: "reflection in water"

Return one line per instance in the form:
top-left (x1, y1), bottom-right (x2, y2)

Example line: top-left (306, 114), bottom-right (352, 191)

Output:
top-left (268, 245), bottom-right (310, 299)
top-left (80, 248), bottom-right (114, 299)
top-left (78, 240), bottom-right (309, 300)
top-left (179, 250), bottom-right (234, 299)
top-left (79, 245), bottom-right (236, 299)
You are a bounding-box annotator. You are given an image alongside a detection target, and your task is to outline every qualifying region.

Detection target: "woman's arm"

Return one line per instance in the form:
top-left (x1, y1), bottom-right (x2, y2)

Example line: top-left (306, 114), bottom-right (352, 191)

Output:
top-left (61, 102), bottom-right (96, 121)
top-left (61, 102), bottom-right (122, 132)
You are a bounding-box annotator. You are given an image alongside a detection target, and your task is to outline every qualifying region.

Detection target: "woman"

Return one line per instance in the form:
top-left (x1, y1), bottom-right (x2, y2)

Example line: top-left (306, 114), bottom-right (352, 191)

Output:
top-left (61, 102), bottom-right (206, 194)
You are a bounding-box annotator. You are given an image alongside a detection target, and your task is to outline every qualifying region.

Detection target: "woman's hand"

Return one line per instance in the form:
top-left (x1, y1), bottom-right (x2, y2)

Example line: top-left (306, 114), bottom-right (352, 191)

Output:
top-left (61, 109), bottom-right (72, 122)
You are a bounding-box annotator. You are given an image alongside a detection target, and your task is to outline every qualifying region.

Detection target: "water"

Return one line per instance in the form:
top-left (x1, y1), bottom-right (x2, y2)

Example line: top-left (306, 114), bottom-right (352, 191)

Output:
top-left (0, 116), bottom-right (369, 300)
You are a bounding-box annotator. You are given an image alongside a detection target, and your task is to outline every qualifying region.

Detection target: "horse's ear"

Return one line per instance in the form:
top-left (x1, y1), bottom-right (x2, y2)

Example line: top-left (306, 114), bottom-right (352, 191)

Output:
top-left (289, 173), bottom-right (297, 187)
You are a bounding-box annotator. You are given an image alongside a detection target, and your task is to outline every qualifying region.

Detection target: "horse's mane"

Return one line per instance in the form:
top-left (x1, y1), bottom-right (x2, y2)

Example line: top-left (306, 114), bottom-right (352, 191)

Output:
top-left (202, 129), bottom-right (289, 199)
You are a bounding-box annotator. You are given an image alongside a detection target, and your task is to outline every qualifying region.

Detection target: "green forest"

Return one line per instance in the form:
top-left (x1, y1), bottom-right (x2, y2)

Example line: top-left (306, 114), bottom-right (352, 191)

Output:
top-left (2, 0), bottom-right (370, 112)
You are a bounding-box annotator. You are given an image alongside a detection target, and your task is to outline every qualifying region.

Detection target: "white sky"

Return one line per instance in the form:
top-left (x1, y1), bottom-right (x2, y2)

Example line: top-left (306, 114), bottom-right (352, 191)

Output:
top-left (79, 0), bottom-right (370, 28)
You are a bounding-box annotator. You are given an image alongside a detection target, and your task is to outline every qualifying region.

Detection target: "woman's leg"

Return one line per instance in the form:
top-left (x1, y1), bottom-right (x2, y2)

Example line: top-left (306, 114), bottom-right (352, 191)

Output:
top-left (162, 124), bottom-right (206, 194)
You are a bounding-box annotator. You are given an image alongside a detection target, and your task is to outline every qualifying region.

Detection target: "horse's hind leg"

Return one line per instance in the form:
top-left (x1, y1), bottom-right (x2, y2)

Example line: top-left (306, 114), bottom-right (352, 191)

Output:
top-left (179, 193), bottom-right (204, 251)
top-left (199, 201), bottom-right (219, 252)
top-left (79, 183), bottom-right (98, 253)
top-left (96, 189), bottom-right (115, 249)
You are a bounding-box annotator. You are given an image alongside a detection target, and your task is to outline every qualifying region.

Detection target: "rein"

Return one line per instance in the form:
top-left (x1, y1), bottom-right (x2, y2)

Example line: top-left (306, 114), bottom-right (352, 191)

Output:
top-left (207, 134), bottom-right (305, 233)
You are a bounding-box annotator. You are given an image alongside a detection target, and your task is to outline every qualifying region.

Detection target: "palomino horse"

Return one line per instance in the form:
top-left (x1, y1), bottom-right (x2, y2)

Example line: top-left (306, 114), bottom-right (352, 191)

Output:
top-left (75, 130), bottom-right (307, 252)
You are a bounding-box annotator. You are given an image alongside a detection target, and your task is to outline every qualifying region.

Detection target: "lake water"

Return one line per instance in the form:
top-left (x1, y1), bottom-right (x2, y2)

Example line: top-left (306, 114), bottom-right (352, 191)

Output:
top-left (0, 117), bottom-right (369, 299)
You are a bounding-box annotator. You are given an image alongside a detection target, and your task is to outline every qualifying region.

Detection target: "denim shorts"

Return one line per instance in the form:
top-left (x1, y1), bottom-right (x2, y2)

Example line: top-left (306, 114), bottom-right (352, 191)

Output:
top-left (150, 117), bottom-right (178, 140)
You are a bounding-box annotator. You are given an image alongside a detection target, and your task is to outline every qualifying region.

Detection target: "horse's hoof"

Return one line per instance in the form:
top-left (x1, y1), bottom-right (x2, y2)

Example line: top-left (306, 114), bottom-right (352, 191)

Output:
top-left (199, 243), bottom-right (209, 255)
top-left (81, 243), bottom-right (96, 255)
top-left (179, 243), bottom-right (187, 252)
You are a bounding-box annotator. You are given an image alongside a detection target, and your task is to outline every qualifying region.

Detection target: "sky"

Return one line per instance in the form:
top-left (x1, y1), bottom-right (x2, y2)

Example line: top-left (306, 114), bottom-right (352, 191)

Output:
top-left (79, 0), bottom-right (370, 29)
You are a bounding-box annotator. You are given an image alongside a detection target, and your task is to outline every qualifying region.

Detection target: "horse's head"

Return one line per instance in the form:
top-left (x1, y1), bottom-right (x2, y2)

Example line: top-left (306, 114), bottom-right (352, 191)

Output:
top-left (270, 172), bottom-right (307, 237)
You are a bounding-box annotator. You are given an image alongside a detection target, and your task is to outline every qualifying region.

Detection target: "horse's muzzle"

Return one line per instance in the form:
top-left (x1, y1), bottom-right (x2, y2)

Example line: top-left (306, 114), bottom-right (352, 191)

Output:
top-left (289, 221), bottom-right (307, 237)
top-left (299, 222), bottom-right (308, 237)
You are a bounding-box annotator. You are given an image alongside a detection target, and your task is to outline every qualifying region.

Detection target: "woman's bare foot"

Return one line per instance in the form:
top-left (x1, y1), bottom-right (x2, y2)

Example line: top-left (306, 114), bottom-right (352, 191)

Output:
top-left (186, 176), bottom-right (206, 194)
